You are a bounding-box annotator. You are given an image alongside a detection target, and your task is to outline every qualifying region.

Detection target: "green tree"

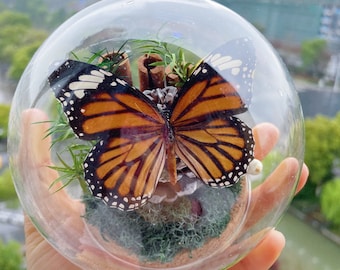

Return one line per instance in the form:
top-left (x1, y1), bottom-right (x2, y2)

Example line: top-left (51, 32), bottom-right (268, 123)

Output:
top-left (0, 0), bottom-right (71, 30)
top-left (0, 240), bottom-right (23, 270)
top-left (0, 10), bottom-right (31, 28)
top-left (2, 0), bottom-right (48, 27)
top-left (8, 37), bottom-right (46, 80)
top-left (320, 178), bottom-right (340, 227)
top-left (304, 115), bottom-right (338, 185)
top-left (300, 38), bottom-right (328, 77)
top-left (0, 104), bottom-right (10, 141)
top-left (0, 169), bottom-right (17, 201)
top-left (295, 113), bottom-right (340, 204)
top-left (0, 11), bottom-right (32, 62)
top-left (0, 10), bottom-right (47, 80)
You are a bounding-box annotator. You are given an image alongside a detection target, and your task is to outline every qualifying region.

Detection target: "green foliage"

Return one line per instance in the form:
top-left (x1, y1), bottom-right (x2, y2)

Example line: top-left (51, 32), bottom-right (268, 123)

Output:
top-left (0, 0), bottom-right (51, 29)
top-left (72, 42), bottom-right (128, 73)
top-left (0, 240), bottom-right (22, 270)
top-left (0, 104), bottom-right (10, 140)
top-left (136, 40), bottom-right (197, 87)
top-left (303, 114), bottom-right (340, 186)
top-left (320, 178), bottom-right (340, 227)
top-left (7, 41), bottom-right (43, 80)
top-left (0, 10), bottom-right (31, 27)
top-left (0, 10), bottom-right (48, 80)
top-left (0, 168), bottom-right (17, 201)
top-left (0, 25), bottom-right (28, 62)
top-left (11, 0), bottom-right (49, 27)
top-left (49, 144), bottom-right (92, 193)
top-left (300, 38), bottom-right (328, 77)
top-left (46, 104), bottom-right (93, 192)
top-left (0, 0), bottom-right (73, 31)
top-left (295, 113), bottom-right (340, 207)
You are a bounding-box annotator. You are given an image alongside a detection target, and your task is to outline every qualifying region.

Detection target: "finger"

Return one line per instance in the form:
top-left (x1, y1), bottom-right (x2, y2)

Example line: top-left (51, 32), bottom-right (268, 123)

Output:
top-left (229, 230), bottom-right (285, 270)
top-left (20, 109), bottom-right (83, 213)
top-left (245, 158), bottom-right (300, 229)
top-left (21, 109), bottom-right (141, 270)
top-left (253, 123), bottom-right (280, 160)
top-left (295, 163), bottom-right (309, 195)
top-left (20, 109), bottom-right (53, 167)
top-left (20, 109), bottom-right (85, 264)
top-left (25, 216), bottom-right (81, 270)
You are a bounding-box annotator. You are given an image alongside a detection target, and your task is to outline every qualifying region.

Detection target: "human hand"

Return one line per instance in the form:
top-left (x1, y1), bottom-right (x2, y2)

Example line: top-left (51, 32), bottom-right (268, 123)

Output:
top-left (20, 109), bottom-right (308, 270)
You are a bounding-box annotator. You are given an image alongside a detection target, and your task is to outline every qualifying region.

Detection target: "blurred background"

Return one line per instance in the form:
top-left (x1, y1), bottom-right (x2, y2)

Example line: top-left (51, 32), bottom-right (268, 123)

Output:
top-left (0, 0), bottom-right (339, 269)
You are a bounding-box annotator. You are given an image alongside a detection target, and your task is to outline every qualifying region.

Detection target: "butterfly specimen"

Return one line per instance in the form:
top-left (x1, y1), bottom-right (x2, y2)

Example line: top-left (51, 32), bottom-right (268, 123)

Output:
top-left (48, 38), bottom-right (256, 211)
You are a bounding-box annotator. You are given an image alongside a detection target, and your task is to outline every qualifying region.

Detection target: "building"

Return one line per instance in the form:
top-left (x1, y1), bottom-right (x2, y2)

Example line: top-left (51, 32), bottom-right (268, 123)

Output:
top-left (218, 0), bottom-right (340, 50)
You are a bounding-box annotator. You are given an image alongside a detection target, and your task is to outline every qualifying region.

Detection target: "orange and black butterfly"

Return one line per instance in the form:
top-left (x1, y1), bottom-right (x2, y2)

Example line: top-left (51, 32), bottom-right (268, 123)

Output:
top-left (48, 38), bottom-right (256, 211)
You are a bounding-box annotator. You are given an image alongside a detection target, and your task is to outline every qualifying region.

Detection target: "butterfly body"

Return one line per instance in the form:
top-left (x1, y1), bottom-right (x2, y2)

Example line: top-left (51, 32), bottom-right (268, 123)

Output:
top-left (49, 38), bottom-right (256, 211)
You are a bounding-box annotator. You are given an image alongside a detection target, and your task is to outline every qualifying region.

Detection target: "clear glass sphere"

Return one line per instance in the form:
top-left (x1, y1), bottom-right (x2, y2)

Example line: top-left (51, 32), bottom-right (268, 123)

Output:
top-left (8, 0), bottom-right (304, 269)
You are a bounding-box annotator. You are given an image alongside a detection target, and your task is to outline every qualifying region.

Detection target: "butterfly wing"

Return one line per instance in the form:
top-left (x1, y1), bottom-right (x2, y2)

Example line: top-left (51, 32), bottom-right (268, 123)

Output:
top-left (204, 37), bottom-right (256, 106)
top-left (48, 60), bottom-right (166, 210)
top-left (171, 39), bottom-right (255, 187)
top-left (84, 134), bottom-right (166, 211)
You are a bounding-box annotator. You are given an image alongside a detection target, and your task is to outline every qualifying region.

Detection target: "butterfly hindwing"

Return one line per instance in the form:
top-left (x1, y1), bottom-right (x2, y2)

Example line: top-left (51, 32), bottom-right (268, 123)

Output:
top-left (174, 115), bottom-right (254, 187)
top-left (48, 60), bottom-right (166, 210)
top-left (84, 134), bottom-right (166, 211)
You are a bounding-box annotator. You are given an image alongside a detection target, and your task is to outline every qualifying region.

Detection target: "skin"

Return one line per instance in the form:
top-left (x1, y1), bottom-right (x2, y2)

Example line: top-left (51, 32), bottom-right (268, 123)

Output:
top-left (21, 109), bottom-right (308, 270)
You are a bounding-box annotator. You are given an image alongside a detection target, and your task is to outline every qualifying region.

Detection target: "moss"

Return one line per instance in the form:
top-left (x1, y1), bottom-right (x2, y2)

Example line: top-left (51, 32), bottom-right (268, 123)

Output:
top-left (83, 180), bottom-right (242, 263)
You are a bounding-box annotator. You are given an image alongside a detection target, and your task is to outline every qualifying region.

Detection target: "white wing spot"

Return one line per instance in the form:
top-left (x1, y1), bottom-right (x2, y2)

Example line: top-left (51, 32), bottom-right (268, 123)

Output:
top-left (193, 66), bottom-right (202, 76)
top-left (74, 90), bottom-right (85, 99)
top-left (116, 78), bottom-right (128, 86)
top-left (91, 70), bottom-right (105, 77)
top-left (69, 81), bottom-right (99, 90)
top-left (99, 69), bottom-right (113, 77)
top-left (219, 59), bottom-right (242, 72)
top-left (79, 74), bottom-right (104, 83)
top-left (232, 67), bottom-right (240, 76)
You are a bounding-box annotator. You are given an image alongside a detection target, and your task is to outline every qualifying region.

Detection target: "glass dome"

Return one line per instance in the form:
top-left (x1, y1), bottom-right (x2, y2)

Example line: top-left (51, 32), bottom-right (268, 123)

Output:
top-left (8, 0), bottom-right (304, 269)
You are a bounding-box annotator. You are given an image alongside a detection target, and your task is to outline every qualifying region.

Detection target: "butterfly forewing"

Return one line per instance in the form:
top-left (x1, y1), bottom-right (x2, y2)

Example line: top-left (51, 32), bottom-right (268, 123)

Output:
top-left (49, 60), bottom-right (164, 140)
top-left (204, 37), bottom-right (256, 106)
top-left (171, 64), bottom-right (247, 126)
top-left (48, 60), bottom-right (166, 210)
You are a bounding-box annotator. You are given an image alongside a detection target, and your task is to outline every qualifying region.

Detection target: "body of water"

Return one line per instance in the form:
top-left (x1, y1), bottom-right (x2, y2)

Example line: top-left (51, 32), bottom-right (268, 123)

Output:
top-left (277, 212), bottom-right (340, 270)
